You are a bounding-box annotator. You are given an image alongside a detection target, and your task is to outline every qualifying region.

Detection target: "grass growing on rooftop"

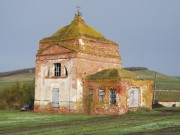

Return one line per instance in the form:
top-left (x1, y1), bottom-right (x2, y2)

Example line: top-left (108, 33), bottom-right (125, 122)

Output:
top-left (87, 68), bottom-right (137, 80)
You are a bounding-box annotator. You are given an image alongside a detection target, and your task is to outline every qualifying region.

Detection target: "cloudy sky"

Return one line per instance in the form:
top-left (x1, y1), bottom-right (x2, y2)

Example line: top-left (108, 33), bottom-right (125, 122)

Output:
top-left (0, 0), bottom-right (180, 76)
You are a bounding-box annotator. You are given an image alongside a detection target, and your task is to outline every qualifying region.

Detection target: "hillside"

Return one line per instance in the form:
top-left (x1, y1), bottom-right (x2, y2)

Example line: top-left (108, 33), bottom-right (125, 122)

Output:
top-left (0, 67), bottom-right (179, 101)
top-left (123, 67), bottom-right (180, 101)
top-left (131, 70), bottom-right (180, 90)
top-left (124, 67), bottom-right (180, 89)
top-left (0, 73), bottom-right (35, 89)
top-left (0, 68), bottom-right (35, 88)
top-left (0, 68), bottom-right (35, 77)
top-left (1, 67), bottom-right (180, 90)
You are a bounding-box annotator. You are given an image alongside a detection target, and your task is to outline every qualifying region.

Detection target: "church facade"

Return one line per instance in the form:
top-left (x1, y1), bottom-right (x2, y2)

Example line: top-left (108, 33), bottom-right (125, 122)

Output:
top-left (34, 13), bottom-right (152, 114)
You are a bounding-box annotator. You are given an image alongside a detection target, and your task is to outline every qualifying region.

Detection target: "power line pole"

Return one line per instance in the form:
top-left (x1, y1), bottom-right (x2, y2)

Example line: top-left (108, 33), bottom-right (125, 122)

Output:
top-left (153, 72), bottom-right (157, 104)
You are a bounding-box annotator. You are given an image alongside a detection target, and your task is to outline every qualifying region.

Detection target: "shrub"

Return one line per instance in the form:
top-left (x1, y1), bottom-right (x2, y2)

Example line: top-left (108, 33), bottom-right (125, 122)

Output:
top-left (0, 81), bottom-right (34, 109)
top-left (82, 93), bottom-right (93, 115)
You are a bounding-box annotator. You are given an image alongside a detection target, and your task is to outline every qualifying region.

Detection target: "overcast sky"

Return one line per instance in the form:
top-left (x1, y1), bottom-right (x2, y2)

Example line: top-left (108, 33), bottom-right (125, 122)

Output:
top-left (0, 0), bottom-right (180, 76)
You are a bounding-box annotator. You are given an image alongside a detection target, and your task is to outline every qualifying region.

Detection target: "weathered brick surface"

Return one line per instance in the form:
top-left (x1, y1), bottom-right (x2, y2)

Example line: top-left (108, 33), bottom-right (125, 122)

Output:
top-left (34, 15), bottom-right (152, 114)
top-left (83, 79), bottom-right (153, 115)
top-left (35, 37), bottom-right (122, 114)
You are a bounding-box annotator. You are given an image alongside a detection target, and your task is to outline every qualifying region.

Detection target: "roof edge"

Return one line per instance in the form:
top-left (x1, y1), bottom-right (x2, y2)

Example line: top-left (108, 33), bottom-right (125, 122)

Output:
top-left (40, 36), bottom-right (118, 46)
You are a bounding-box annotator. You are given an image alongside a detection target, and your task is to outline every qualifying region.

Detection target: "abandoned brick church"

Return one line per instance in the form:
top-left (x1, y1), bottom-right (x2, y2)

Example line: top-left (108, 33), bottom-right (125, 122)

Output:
top-left (34, 12), bottom-right (153, 114)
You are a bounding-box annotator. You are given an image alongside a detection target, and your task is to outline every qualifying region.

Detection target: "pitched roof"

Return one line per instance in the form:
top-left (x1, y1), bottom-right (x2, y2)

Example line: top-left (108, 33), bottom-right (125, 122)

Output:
top-left (52, 15), bottom-right (105, 38)
top-left (38, 14), bottom-right (120, 58)
top-left (41, 14), bottom-right (116, 45)
top-left (87, 68), bottom-right (137, 80)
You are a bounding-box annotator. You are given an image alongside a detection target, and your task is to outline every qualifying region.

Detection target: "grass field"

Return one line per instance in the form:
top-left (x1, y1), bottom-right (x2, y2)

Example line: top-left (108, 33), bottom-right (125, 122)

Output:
top-left (0, 73), bottom-right (34, 89)
top-left (155, 90), bottom-right (180, 101)
top-left (0, 108), bottom-right (179, 135)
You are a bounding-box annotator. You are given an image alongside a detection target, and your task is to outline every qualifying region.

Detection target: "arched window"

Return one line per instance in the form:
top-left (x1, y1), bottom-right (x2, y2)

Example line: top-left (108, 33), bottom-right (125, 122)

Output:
top-left (65, 67), bottom-right (68, 76)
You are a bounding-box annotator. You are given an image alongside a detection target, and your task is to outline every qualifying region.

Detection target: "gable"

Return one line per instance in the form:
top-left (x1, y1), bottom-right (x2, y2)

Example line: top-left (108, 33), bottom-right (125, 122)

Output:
top-left (38, 44), bottom-right (75, 55)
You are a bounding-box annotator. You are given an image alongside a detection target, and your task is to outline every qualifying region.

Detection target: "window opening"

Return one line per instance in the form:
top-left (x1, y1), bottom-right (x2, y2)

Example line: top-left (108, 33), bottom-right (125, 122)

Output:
top-left (110, 89), bottom-right (116, 104)
top-left (54, 63), bottom-right (61, 76)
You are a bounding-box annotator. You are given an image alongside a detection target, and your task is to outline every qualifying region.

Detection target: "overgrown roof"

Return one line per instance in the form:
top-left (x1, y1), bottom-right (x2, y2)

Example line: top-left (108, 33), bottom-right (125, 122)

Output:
top-left (41, 14), bottom-right (116, 45)
top-left (52, 15), bottom-right (104, 38)
top-left (87, 68), bottom-right (137, 80)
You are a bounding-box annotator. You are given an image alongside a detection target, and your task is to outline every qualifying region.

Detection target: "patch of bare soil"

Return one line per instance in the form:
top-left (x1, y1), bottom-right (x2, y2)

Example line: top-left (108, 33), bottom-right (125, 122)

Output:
top-left (0, 110), bottom-right (179, 135)
top-left (128, 126), bottom-right (180, 135)
top-left (158, 109), bottom-right (180, 115)
top-left (0, 116), bottom-right (116, 135)
top-left (0, 120), bottom-right (77, 135)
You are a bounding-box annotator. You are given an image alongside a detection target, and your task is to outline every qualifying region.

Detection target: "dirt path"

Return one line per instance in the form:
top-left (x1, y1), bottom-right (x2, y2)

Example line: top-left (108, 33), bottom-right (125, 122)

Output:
top-left (0, 110), bottom-right (179, 135)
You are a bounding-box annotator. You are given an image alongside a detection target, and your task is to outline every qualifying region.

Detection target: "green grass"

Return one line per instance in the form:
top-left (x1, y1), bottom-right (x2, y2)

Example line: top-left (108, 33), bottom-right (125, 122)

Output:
top-left (155, 90), bottom-right (180, 101)
top-left (51, 14), bottom-right (105, 39)
top-left (0, 73), bottom-right (34, 89)
top-left (0, 108), bottom-right (179, 135)
top-left (132, 70), bottom-right (180, 89)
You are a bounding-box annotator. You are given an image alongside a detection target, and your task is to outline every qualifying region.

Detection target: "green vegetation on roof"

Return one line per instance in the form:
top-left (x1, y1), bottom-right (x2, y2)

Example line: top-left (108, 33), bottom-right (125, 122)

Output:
top-left (52, 15), bottom-right (105, 38)
top-left (41, 15), bottom-right (117, 45)
top-left (87, 68), bottom-right (137, 80)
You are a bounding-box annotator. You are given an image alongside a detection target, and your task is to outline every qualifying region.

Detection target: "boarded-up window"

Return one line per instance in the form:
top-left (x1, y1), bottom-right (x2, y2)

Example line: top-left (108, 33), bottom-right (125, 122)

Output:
top-left (128, 88), bottom-right (139, 108)
top-left (99, 89), bottom-right (105, 102)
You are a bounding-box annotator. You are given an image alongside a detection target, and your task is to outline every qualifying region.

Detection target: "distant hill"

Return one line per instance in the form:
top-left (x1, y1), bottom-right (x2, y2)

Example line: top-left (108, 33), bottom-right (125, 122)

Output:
top-left (123, 67), bottom-right (148, 71)
top-left (0, 67), bottom-right (179, 101)
top-left (175, 76), bottom-right (180, 79)
top-left (0, 67), bottom-right (180, 89)
top-left (0, 68), bottom-right (35, 89)
top-left (0, 72), bottom-right (35, 89)
top-left (123, 67), bottom-right (180, 90)
top-left (123, 67), bottom-right (180, 101)
top-left (0, 68), bottom-right (35, 77)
